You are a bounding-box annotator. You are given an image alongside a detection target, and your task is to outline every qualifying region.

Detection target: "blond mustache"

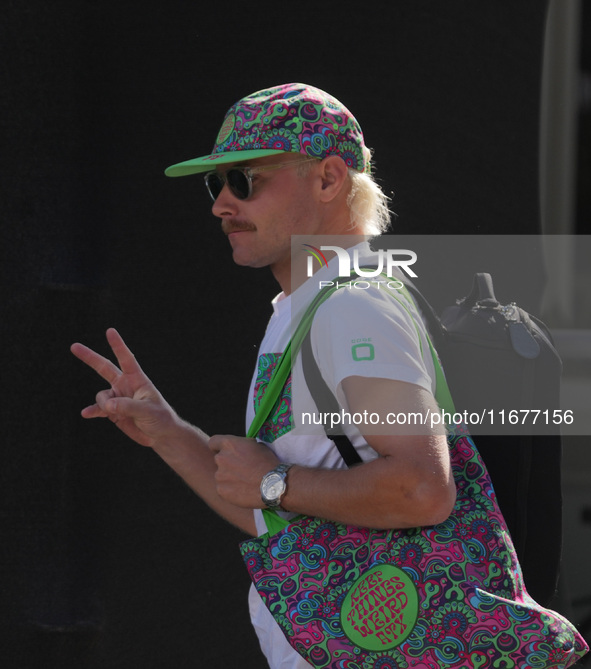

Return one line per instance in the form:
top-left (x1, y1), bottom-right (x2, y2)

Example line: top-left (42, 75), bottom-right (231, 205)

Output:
top-left (222, 220), bottom-right (257, 235)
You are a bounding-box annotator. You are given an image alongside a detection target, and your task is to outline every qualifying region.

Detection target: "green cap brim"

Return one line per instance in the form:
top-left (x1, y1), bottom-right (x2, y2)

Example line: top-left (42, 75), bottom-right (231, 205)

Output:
top-left (164, 149), bottom-right (287, 177)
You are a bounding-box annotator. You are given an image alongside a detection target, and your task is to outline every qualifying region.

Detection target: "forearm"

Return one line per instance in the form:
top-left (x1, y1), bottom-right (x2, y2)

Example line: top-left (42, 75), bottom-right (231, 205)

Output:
top-left (281, 435), bottom-right (456, 530)
top-left (152, 419), bottom-right (257, 536)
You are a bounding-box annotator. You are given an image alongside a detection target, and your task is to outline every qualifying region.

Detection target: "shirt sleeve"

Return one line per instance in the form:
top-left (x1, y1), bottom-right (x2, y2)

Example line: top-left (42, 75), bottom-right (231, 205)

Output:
top-left (309, 286), bottom-right (436, 408)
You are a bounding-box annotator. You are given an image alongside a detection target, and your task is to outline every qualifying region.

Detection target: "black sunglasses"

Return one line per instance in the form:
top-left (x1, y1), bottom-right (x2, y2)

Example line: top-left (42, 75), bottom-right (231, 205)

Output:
top-left (204, 157), bottom-right (318, 202)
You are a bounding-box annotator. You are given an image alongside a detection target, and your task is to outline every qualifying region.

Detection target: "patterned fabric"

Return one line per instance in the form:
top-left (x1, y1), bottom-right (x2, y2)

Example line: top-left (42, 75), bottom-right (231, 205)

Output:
top-left (240, 426), bottom-right (588, 668)
top-left (253, 353), bottom-right (293, 443)
top-left (211, 84), bottom-right (368, 172)
top-left (165, 83), bottom-right (369, 176)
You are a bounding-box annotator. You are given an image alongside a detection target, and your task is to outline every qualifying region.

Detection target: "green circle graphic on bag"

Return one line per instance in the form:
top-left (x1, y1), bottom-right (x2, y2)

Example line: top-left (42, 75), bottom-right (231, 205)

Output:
top-left (341, 564), bottom-right (419, 651)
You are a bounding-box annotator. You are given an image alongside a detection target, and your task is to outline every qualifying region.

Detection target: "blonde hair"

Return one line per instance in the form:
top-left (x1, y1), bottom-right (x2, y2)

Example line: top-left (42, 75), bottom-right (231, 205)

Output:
top-left (296, 151), bottom-right (392, 237)
top-left (347, 167), bottom-right (392, 237)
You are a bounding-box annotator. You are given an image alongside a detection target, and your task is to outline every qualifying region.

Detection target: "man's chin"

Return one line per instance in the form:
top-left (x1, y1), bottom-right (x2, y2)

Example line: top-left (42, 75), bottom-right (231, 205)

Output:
top-left (230, 248), bottom-right (267, 269)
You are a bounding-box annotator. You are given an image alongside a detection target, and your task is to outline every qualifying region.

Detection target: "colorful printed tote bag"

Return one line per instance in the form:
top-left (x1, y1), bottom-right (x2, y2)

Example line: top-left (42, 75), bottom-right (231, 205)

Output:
top-left (240, 282), bottom-right (588, 668)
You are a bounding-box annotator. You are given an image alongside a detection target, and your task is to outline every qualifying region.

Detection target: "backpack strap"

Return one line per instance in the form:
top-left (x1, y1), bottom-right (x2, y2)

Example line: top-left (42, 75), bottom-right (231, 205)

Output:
top-left (301, 329), bottom-right (363, 467)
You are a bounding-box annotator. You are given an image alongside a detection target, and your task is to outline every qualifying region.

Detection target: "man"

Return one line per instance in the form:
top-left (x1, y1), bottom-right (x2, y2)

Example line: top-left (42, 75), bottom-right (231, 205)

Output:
top-left (71, 83), bottom-right (456, 668)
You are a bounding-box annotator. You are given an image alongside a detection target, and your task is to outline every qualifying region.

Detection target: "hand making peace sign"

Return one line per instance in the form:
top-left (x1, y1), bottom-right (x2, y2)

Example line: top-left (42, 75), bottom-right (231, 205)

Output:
top-left (70, 328), bottom-right (179, 449)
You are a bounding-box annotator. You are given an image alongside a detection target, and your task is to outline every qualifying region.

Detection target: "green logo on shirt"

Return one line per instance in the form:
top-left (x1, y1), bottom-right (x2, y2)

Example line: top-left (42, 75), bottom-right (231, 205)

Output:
top-left (352, 343), bottom-right (375, 361)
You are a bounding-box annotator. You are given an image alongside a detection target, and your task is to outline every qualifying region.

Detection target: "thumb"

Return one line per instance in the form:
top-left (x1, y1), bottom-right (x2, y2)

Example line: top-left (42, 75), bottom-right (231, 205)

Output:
top-left (105, 396), bottom-right (147, 418)
top-left (208, 434), bottom-right (224, 454)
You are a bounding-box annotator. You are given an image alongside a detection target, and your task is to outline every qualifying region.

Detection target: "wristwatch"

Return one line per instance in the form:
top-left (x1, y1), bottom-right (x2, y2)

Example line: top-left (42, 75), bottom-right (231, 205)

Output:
top-left (260, 463), bottom-right (293, 510)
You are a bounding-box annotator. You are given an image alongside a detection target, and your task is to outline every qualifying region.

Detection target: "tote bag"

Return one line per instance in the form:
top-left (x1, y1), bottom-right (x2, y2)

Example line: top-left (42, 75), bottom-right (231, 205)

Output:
top-left (240, 281), bottom-right (588, 668)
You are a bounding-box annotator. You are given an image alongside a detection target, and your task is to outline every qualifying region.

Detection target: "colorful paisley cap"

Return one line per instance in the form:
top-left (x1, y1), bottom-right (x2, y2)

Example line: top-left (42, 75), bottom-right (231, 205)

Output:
top-left (164, 83), bottom-right (369, 177)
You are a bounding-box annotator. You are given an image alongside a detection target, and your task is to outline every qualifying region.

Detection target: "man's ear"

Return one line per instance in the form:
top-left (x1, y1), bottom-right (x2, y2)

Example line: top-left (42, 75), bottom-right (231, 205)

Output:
top-left (318, 156), bottom-right (350, 202)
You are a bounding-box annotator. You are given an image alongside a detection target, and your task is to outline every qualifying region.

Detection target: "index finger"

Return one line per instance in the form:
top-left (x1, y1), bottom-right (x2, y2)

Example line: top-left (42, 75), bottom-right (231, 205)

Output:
top-left (70, 328), bottom-right (142, 384)
top-left (70, 339), bottom-right (122, 385)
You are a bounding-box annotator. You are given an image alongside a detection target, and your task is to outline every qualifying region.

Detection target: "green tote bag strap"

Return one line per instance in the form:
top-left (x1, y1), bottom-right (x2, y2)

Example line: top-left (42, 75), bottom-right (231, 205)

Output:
top-left (246, 282), bottom-right (346, 440)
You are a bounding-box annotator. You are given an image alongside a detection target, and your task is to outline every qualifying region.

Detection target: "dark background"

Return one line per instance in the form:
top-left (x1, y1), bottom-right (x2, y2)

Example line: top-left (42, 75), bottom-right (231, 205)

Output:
top-left (1, 1), bottom-right (587, 667)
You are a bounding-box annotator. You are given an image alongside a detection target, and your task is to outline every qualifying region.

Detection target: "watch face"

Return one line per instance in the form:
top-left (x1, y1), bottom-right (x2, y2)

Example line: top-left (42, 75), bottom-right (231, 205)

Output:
top-left (265, 473), bottom-right (285, 500)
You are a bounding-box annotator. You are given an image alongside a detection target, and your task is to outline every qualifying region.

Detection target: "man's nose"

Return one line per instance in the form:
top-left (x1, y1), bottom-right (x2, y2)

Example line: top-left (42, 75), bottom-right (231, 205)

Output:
top-left (211, 181), bottom-right (240, 218)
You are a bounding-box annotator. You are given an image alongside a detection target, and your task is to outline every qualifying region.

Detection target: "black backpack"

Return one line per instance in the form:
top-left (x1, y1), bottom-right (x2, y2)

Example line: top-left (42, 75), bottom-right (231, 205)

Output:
top-left (302, 272), bottom-right (563, 607)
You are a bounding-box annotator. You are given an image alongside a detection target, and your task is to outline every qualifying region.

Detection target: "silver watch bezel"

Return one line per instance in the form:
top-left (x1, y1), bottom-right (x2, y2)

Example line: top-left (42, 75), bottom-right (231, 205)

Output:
top-left (260, 463), bottom-right (292, 510)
